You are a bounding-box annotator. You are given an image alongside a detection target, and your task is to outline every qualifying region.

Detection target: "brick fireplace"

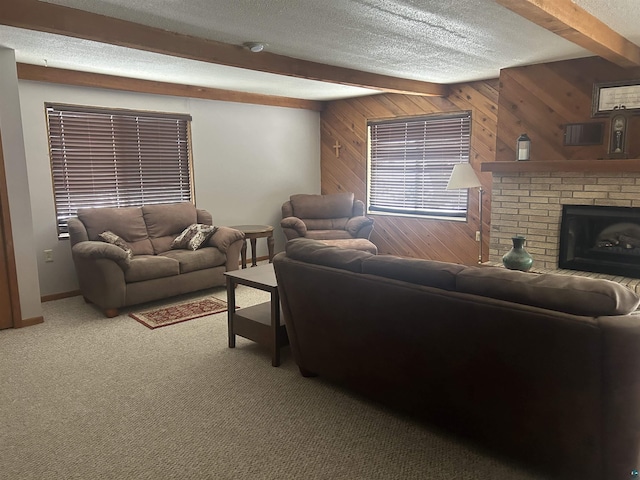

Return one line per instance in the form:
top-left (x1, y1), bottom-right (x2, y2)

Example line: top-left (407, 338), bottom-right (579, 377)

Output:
top-left (486, 163), bottom-right (640, 292)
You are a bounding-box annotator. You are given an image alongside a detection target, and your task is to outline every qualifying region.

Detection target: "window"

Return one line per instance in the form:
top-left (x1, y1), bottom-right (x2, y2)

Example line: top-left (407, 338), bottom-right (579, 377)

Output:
top-left (46, 104), bottom-right (193, 238)
top-left (367, 112), bottom-right (472, 220)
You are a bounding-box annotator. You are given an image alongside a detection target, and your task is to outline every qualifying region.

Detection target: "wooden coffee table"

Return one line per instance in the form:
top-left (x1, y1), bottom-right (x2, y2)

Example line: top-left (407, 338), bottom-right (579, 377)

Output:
top-left (224, 263), bottom-right (288, 367)
top-left (229, 224), bottom-right (274, 268)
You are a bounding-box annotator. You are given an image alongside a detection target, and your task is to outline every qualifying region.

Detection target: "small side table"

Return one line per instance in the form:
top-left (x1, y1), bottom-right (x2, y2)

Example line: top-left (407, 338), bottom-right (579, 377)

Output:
top-left (229, 224), bottom-right (274, 268)
top-left (224, 264), bottom-right (288, 367)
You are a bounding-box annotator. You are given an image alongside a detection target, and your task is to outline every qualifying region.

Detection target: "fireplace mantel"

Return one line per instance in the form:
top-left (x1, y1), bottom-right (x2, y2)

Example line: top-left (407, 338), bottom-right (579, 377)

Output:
top-left (481, 159), bottom-right (640, 173)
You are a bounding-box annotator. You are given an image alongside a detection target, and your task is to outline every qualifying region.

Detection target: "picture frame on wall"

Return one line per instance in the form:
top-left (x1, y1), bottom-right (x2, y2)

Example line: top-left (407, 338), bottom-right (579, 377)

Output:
top-left (592, 80), bottom-right (640, 117)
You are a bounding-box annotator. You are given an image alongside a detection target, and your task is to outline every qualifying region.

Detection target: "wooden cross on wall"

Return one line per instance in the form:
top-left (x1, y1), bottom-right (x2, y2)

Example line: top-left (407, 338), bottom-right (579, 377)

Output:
top-left (333, 140), bottom-right (342, 158)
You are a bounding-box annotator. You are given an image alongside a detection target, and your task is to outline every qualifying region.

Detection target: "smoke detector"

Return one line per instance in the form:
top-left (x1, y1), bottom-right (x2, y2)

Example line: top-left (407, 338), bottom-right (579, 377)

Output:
top-left (243, 42), bottom-right (266, 53)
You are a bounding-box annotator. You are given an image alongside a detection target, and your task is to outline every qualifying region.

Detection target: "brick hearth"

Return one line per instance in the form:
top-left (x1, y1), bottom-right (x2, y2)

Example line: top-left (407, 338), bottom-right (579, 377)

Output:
top-left (488, 170), bottom-right (640, 293)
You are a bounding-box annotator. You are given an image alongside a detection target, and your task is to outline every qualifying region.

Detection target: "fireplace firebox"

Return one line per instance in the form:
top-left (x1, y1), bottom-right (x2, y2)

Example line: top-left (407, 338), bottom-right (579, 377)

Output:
top-left (559, 204), bottom-right (640, 278)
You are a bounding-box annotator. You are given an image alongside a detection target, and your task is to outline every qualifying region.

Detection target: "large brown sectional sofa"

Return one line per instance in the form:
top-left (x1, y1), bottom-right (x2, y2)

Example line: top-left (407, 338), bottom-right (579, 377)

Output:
top-left (68, 202), bottom-right (244, 317)
top-left (273, 238), bottom-right (640, 480)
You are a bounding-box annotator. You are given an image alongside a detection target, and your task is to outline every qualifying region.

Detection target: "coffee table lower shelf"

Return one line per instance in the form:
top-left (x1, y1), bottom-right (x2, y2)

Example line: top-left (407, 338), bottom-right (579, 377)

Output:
top-left (232, 302), bottom-right (288, 350)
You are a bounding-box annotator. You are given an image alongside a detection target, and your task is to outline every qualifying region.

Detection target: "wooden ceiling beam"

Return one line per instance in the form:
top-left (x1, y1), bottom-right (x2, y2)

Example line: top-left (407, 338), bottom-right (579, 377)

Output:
top-left (496, 0), bottom-right (640, 68)
top-left (0, 0), bottom-right (447, 97)
top-left (17, 64), bottom-right (324, 111)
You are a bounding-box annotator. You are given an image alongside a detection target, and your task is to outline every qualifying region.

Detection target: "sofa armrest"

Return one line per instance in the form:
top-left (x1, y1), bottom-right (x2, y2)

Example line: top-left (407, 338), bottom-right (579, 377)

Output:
top-left (207, 226), bottom-right (244, 271)
top-left (71, 246), bottom-right (127, 312)
top-left (280, 216), bottom-right (307, 240)
top-left (224, 237), bottom-right (244, 271)
top-left (68, 217), bottom-right (89, 246)
top-left (208, 226), bottom-right (244, 253)
top-left (72, 241), bottom-right (131, 270)
top-left (345, 216), bottom-right (374, 239)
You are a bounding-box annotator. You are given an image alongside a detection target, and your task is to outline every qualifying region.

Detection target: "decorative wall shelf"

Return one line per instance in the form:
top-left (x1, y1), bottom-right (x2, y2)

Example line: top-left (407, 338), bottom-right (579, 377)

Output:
top-left (481, 160), bottom-right (640, 173)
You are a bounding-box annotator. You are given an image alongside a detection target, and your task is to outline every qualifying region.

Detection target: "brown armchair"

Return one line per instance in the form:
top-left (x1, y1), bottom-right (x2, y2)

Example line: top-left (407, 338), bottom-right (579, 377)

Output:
top-left (281, 193), bottom-right (374, 241)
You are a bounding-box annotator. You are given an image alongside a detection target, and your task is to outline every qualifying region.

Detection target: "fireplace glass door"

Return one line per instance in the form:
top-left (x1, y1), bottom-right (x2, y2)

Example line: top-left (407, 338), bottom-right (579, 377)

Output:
top-left (559, 204), bottom-right (640, 278)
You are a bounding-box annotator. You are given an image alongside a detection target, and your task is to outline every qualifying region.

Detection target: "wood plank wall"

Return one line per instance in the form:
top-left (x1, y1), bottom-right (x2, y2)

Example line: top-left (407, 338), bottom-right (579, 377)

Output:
top-left (321, 56), bottom-right (640, 264)
top-left (497, 56), bottom-right (640, 162)
top-left (320, 80), bottom-right (499, 265)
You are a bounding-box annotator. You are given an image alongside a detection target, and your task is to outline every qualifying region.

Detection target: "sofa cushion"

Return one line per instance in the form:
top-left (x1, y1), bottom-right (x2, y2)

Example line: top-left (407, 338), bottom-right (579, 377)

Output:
top-left (160, 247), bottom-right (226, 273)
top-left (98, 230), bottom-right (134, 259)
top-left (171, 224), bottom-right (217, 251)
top-left (362, 256), bottom-right (466, 291)
top-left (456, 267), bottom-right (640, 316)
top-left (318, 238), bottom-right (378, 254)
top-left (77, 206), bottom-right (154, 256)
top-left (124, 255), bottom-right (180, 283)
top-left (290, 193), bottom-right (354, 219)
top-left (285, 238), bottom-right (372, 273)
top-left (142, 202), bottom-right (199, 254)
top-left (305, 229), bottom-right (353, 240)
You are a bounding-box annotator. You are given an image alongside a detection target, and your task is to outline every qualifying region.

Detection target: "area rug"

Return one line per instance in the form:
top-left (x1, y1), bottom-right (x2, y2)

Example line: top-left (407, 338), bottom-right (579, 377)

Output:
top-left (130, 296), bottom-right (229, 329)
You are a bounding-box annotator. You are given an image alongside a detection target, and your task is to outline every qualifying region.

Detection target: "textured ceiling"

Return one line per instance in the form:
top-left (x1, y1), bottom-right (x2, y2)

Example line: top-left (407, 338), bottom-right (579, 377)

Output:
top-left (0, 25), bottom-right (375, 100)
top-left (576, 0), bottom-right (640, 44)
top-left (1, 0), bottom-right (638, 100)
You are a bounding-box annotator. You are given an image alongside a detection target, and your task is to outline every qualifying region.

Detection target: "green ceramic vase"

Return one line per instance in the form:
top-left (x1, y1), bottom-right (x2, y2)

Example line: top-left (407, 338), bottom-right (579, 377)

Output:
top-left (502, 235), bottom-right (533, 272)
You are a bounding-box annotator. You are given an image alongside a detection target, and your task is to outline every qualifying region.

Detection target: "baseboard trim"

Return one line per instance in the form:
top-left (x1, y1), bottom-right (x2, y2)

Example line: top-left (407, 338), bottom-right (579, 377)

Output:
top-left (41, 290), bottom-right (81, 302)
top-left (15, 316), bottom-right (44, 328)
top-left (239, 255), bottom-right (271, 267)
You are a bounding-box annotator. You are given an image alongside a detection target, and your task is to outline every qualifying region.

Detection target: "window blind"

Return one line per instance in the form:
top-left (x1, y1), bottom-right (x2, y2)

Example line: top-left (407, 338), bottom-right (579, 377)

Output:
top-left (367, 112), bottom-right (472, 219)
top-left (46, 104), bottom-right (193, 237)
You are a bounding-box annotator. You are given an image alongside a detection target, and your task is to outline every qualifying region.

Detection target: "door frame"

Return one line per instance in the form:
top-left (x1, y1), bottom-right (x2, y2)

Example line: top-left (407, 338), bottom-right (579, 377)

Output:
top-left (0, 130), bottom-right (23, 327)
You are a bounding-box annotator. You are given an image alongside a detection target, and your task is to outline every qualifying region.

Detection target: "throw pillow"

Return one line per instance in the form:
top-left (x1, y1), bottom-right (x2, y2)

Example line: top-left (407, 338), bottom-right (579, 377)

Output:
top-left (171, 224), bottom-right (217, 251)
top-left (98, 230), bottom-right (134, 259)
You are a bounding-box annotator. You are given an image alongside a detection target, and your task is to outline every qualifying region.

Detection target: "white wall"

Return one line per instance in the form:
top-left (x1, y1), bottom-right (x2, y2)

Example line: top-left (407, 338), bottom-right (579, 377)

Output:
top-left (0, 50), bottom-right (42, 321)
top-left (18, 81), bottom-right (320, 297)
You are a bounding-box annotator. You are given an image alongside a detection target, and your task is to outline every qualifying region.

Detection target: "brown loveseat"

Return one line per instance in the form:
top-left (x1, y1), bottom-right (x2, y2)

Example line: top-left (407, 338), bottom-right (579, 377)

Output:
top-left (68, 202), bottom-right (244, 317)
top-left (273, 239), bottom-right (640, 480)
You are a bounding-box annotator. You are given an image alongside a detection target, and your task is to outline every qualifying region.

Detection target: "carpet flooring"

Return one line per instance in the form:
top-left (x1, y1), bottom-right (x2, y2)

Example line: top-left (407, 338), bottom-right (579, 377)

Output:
top-left (0, 284), bottom-right (548, 480)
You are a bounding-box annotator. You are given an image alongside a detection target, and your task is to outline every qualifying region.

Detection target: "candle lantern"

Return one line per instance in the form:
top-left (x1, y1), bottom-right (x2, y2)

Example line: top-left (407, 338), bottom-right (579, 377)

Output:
top-left (516, 133), bottom-right (531, 161)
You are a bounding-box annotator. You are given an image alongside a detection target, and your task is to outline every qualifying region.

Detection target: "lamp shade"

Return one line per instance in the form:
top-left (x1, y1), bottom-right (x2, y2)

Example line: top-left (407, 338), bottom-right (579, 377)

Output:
top-left (446, 163), bottom-right (481, 190)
